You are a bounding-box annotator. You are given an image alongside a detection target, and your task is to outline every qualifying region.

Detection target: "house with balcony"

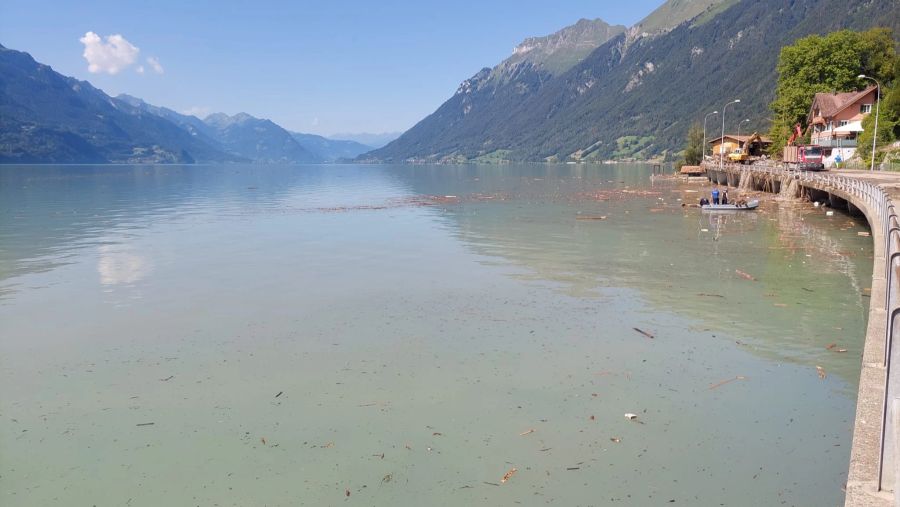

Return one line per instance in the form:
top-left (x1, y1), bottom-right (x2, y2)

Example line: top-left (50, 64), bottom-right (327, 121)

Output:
top-left (808, 85), bottom-right (877, 165)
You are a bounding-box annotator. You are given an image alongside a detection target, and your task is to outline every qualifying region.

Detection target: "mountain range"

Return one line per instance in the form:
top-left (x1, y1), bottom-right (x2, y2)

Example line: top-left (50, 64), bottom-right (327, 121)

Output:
top-left (3, 0), bottom-right (898, 165)
top-left (366, 0), bottom-right (900, 163)
top-left (327, 132), bottom-right (401, 149)
top-left (0, 45), bottom-right (372, 164)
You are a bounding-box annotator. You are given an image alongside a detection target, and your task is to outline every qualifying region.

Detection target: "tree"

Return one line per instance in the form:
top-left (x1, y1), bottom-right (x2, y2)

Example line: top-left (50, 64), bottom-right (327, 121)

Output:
top-left (857, 54), bottom-right (900, 165)
top-left (678, 123), bottom-right (704, 169)
top-left (768, 28), bottom-right (896, 155)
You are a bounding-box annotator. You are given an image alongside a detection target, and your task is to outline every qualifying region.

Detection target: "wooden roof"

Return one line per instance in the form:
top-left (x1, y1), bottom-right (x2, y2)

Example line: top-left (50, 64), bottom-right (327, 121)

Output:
top-left (707, 134), bottom-right (772, 145)
top-left (808, 85), bottom-right (877, 120)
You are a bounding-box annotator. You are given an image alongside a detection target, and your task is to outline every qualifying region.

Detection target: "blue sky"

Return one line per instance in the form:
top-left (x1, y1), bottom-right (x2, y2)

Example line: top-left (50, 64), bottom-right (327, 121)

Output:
top-left (1, 0), bottom-right (666, 136)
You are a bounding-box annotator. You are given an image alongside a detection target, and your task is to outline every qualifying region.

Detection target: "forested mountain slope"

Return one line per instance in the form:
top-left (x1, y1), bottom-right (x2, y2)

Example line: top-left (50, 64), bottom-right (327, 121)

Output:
top-left (0, 45), bottom-right (235, 163)
top-left (367, 0), bottom-right (899, 162)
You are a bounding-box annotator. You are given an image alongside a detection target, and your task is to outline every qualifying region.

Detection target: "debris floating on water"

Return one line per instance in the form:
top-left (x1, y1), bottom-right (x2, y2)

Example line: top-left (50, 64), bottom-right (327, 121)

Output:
top-left (708, 376), bottom-right (746, 390)
top-left (816, 365), bottom-right (827, 379)
top-left (275, 391), bottom-right (283, 398)
top-left (519, 429), bottom-right (535, 436)
top-left (501, 467), bottom-right (518, 483)
top-left (633, 327), bottom-right (655, 339)
top-left (735, 269), bottom-right (756, 281)
top-left (624, 413), bottom-right (638, 420)
top-left (136, 422), bottom-right (155, 427)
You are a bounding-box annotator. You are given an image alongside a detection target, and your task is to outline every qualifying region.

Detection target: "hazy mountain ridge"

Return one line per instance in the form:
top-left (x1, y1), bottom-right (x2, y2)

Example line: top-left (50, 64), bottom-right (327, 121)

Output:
top-left (367, 0), bottom-right (900, 163)
top-left (631, 0), bottom-right (734, 37)
top-left (328, 132), bottom-right (401, 149)
top-left (289, 133), bottom-right (372, 162)
top-left (363, 16), bottom-right (629, 162)
top-left (116, 94), bottom-right (221, 147)
top-left (502, 18), bottom-right (626, 77)
top-left (120, 95), bottom-right (369, 162)
top-left (0, 45), bottom-right (373, 164)
top-left (0, 44), bottom-right (236, 163)
top-left (199, 112), bottom-right (318, 164)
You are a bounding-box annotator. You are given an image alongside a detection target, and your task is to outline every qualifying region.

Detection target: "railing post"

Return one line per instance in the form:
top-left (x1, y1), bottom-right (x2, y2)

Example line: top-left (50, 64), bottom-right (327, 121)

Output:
top-left (887, 249), bottom-right (900, 342)
top-left (879, 306), bottom-right (900, 491)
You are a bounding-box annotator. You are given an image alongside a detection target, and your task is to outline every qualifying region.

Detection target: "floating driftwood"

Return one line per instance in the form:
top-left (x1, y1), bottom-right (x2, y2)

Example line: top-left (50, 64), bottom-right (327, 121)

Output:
top-left (708, 376), bottom-right (746, 390)
top-left (735, 269), bottom-right (756, 281)
top-left (501, 468), bottom-right (518, 483)
top-left (633, 327), bottom-right (655, 339)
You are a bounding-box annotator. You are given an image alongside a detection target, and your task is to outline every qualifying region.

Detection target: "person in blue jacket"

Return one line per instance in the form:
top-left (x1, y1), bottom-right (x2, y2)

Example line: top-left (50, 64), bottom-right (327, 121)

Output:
top-left (711, 186), bottom-right (720, 205)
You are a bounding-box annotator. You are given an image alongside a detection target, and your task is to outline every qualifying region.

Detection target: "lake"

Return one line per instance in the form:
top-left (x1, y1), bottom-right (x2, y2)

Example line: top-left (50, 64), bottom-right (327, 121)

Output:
top-left (0, 163), bottom-right (873, 506)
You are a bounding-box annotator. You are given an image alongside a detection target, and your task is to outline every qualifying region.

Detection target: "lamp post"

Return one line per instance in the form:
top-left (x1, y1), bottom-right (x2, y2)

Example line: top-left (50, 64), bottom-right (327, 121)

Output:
top-left (737, 118), bottom-right (750, 138)
top-left (720, 99), bottom-right (741, 169)
top-left (858, 74), bottom-right (881, 171)
top-left (703, 111), bottom-right (718, 160)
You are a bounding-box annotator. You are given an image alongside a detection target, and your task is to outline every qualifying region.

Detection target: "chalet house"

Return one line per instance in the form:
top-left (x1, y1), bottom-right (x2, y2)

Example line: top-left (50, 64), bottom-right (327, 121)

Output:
top-left (708, 134), bottom-right (772, 158)
top-left (808, 85), bottom-right (877, 149)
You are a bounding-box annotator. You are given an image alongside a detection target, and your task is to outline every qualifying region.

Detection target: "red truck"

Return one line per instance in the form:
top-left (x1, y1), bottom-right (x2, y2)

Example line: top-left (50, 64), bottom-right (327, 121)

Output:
top-left (783, 145), bottom-right (825, 171)
top-left (783, 123), bottom-right (825, 170)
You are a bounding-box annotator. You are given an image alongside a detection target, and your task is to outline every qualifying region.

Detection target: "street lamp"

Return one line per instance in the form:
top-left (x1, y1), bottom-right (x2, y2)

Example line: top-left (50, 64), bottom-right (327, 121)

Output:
top-left (858, 74), bottom-right (881, 171)
top-left (720, 99), bottom-right (741, 169)
top-left (703, 111), bottom-right (718, 160)
top-left (737, 118), bottom-right (750, 138)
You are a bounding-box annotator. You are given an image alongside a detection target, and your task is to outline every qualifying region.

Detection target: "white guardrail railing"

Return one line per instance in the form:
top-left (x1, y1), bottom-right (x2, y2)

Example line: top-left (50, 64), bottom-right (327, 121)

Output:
top-left (709, 163), bottom-right (898, 495)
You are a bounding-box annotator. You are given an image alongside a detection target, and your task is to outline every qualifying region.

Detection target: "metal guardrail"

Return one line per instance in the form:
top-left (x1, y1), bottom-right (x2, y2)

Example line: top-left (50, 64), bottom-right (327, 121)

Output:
top-left (707, 162), bottom-right (898, 494)
top-left (812, 138), bottom-right (859, 148)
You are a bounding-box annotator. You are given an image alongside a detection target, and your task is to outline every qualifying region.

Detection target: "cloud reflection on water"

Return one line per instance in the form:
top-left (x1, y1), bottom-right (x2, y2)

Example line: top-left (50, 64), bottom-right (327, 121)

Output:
top-left (97, 244), bottom-right (152, 286)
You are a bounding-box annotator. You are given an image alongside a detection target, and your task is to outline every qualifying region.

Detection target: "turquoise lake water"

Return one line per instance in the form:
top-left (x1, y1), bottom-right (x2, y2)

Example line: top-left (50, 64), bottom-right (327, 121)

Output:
top-left (0, 163), bottom-right (874, 506)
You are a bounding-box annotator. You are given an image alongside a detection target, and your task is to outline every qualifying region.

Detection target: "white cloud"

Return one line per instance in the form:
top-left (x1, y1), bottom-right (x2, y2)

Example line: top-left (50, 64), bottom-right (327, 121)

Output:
top-left (136, 65), bottom-right (145, 74)
top-left (312, 117), bottom-right (320, 127)
top-left (182, 106), bottom-right (211, 118)
top-left (79, 31), bottom-right (140, 75)
top-left (146, 56), bottom-right (164, 74)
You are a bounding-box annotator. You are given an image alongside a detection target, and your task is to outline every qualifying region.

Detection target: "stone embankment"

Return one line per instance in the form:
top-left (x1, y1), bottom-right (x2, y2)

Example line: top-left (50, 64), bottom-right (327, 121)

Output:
top-left (702, 162), bottom-right (900, 507)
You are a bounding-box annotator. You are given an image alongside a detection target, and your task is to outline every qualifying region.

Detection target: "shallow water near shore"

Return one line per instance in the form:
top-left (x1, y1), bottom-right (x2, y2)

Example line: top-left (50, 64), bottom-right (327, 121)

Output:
top-left (0, 163), bottom-right (873, 506)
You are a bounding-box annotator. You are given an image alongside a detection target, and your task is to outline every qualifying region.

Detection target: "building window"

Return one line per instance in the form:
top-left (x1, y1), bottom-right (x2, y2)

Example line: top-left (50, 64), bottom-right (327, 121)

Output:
top-left (861, 103), bottom-right (872, 114)
top-left (839, 120), bottom-right (849, 127)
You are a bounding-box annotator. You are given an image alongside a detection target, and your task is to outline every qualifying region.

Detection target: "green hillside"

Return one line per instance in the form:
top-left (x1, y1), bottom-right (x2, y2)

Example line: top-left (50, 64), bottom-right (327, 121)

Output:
top-left (366, 0), bottom-right (900, 163)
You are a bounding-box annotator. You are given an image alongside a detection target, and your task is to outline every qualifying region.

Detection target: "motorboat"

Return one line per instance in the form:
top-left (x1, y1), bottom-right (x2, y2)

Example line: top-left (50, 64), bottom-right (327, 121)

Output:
top-left (701, 199), bottom-right (759, 211)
